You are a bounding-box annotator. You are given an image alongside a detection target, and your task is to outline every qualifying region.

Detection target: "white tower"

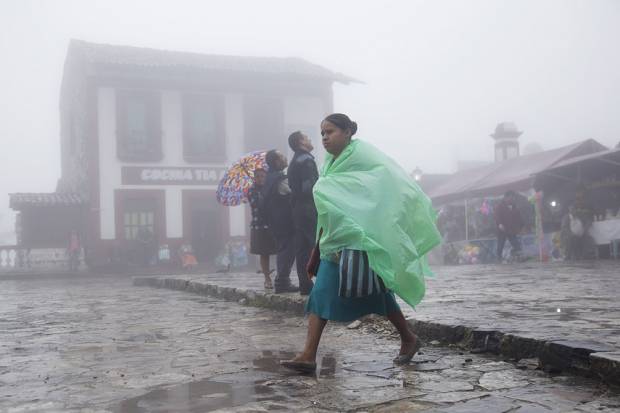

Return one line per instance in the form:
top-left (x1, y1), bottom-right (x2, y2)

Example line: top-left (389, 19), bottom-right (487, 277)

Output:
top-left (491, 122), bottom-right (522, 162)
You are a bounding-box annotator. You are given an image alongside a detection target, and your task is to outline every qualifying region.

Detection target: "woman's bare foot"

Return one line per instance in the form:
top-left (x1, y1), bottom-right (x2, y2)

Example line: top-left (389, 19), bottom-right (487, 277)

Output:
top-left (289, 353), bottom-right (315, 364)
top-left (394, 333), bottom-right (421, 365)
top-left (399, 335), bottom-right (418, 355)
top-left (280, 353), bottom-right (317, 373)
top-left (264, 277), bottom-right (273, 289)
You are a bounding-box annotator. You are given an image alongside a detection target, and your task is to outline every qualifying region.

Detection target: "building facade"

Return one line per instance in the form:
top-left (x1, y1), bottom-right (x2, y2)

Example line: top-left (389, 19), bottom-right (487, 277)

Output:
top-left (47, 40), bottom-right (354, 267)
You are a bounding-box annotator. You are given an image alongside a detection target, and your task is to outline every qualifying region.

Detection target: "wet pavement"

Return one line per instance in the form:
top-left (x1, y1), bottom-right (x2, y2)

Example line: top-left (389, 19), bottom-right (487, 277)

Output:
top-left (406, 261), bottom-right (620, 349)
top-left (149, 261), bottom-right (620, 349)
top-left (1, 275), bottom-right (620, 412)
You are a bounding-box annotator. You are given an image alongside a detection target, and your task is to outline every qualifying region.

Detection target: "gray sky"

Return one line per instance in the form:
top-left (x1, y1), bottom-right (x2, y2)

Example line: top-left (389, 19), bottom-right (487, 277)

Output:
top-left (1, 0), bottom-right (619, 241)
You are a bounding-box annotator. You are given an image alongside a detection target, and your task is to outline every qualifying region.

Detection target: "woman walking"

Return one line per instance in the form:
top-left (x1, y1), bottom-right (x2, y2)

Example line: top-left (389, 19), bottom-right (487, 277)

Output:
top-left (248, 167), bottom-right (277, 289)
top-left (281, 114), bottom-right (441, 372)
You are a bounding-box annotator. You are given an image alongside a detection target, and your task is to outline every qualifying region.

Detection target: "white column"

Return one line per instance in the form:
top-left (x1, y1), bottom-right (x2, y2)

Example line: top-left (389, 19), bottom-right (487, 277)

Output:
top-left (165, 188), bottom-right (183, 239)
top-left (225, 94), bottom-right (246, 237)
top-left (97, 87), bottom-right (117, 240)
top-left (229, 205), bottom-right (247, 237)
top-left (161, 91), bottom-right (184, 239)
top-left (161, 91), bottom-right (183, 164)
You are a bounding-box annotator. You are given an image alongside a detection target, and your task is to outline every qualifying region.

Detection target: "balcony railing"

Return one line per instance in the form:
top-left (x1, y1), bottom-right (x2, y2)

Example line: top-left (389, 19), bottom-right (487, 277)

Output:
top-left (0, 246), bottom-right (83, 273)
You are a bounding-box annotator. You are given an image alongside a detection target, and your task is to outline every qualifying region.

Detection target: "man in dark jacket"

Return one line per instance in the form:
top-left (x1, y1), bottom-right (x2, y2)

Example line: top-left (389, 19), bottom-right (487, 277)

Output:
top-left (287, 131), bottom-right (318, 295)
top-left (262, 150), bottom-right (299, 293)
top-left (494, 191), bottom-right (524, 261)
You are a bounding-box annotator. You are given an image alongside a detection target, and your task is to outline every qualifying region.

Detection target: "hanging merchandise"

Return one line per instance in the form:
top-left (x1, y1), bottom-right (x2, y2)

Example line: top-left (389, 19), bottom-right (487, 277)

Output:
top-left (530, 191), bottom-right (547, 262)
top-left (480, 199), bottom-right (491, 216)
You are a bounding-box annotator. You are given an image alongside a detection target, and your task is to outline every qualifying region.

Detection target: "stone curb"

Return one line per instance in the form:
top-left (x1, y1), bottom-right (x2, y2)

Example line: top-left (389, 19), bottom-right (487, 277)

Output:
top-left (133, 275), bottom-right (620, 385)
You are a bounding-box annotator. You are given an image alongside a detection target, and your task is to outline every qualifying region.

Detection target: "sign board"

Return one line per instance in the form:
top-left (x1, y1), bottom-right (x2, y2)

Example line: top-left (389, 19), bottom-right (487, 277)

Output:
top-left (122, 166), bottom-right (227, 186)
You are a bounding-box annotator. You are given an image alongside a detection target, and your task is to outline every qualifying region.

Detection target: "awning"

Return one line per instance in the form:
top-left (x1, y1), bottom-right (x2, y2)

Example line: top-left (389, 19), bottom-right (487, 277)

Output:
top-left (428, 139), bottom-right (607, 204)
top-left (9, 193), bottom-right (87, 210)
top-left (531, 147), bottom-right (620, 193)
top-left (538, 147), bottom-right (620, 174)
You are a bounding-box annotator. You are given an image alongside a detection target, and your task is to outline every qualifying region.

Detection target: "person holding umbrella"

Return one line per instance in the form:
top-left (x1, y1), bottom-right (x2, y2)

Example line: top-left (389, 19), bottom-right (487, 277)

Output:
top-left (217, 150), bottom-right (277, 278)
top-left (247, 167), bottom-right (277, 289)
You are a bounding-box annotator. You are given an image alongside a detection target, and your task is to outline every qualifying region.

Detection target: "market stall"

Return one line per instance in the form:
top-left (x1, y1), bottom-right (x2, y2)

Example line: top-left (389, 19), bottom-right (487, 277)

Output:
top-left (534, 147), bottom-right (620, 259)
top-left (428, 139), bottom-right (611, 264)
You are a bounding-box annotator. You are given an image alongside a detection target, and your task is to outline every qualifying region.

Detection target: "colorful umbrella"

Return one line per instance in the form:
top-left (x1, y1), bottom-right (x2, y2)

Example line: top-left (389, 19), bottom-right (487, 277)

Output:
top-left (216, 151), bottom-right (268, 206)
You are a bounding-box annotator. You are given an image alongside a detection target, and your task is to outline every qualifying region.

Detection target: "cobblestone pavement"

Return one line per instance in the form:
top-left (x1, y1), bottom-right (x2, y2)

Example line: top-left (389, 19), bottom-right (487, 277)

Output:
top-left (407, 261), bottom-right (620, 349)
top-left (175, 261), bottom-right (620, 350)
top-left (1, 276), bottom-right (619, 412)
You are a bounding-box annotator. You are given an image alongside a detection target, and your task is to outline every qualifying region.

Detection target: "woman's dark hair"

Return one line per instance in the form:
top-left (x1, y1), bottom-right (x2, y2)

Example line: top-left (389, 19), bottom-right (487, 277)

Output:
top-left (323, 113), bottom-right (358, 136)
top-left (265, 150), bottom-right (280, 170)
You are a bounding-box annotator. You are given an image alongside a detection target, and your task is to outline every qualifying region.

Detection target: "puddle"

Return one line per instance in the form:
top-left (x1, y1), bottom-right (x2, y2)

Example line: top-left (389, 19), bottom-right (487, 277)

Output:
top-left (113, 350), bottom-right (339, 411)
top-left (252, 350), bottom-right (296, 373)
top-left (112, 378), bottom-right (277, 412)
top-left (252, 350), bottom-right (338, 378)
top-left (319, 355), bottom-right (337, 377)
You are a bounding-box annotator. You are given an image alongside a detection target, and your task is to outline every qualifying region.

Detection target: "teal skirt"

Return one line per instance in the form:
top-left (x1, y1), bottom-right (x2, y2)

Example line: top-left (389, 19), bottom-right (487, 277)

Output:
top-left (305, 260), bottom-right (401, 322)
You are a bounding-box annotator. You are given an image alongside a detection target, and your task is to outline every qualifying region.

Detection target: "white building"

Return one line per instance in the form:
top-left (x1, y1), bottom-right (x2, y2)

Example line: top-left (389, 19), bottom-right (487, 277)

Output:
top-left (15, 39), bottom-right (355, 267)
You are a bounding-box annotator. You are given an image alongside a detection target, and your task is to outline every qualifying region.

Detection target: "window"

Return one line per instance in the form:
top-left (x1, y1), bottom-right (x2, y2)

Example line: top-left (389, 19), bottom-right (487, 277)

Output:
top-left (123, 199), bottom-right (155, 240)
top-left (243, 96), bottom-right (284, 153)
top-left (117, 91), bottom-right (162, 161)
top-left (183, 94), bottom-right (225, 162)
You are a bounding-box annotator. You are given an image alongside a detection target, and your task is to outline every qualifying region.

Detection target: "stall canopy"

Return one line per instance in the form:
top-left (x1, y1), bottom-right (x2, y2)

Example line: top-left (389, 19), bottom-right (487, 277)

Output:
top-left (428, 139), bottom-right (607, 205)
top-left (533, 147), bottom-right (620, 203)
top-left (534, 146), bottom-right (620, 179)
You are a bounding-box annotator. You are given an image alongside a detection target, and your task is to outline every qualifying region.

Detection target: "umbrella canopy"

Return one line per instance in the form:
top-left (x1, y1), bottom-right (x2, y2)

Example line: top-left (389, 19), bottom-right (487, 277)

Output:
top-left (216, 151), bottom-right (268, 206)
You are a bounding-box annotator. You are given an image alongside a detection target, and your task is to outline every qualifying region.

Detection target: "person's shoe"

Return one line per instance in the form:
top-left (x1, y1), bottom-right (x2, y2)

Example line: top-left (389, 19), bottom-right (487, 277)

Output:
top-left (299, 283), bottom-right (314, 296)
top-left (280, 359), bottom-right (317, 373)
top-left (393, 335), bottom-right (423, 365)
top-left (274, 284), bottom-right (299, 294)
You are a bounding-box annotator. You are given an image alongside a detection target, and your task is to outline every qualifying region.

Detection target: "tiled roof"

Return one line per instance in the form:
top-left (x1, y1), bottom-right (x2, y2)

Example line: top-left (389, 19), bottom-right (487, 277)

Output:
top-left (69, 39), bottom-right (359, 84)
top-left (542, 147), bottom-right (620, 172)
top-left (428, 139), bottom-right (608, 204)
top-left (9, 193), bottom-right (87, 210)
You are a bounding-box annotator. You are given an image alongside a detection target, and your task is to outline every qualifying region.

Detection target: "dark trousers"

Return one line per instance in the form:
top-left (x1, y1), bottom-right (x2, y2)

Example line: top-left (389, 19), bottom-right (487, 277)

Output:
top-left (274, 230), bottom-right (296, 287)
top-left (293, 202), bottom-right (317, 294)
top-left (497, 231), bottom-right (521, 260)
top-left (567, 235), bottom-right (585, 260)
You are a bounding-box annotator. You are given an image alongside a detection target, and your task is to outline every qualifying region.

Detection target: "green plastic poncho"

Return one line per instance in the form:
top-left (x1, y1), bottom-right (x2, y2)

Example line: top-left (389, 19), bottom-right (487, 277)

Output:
top-left (313, 139), bottom-right (441, 308)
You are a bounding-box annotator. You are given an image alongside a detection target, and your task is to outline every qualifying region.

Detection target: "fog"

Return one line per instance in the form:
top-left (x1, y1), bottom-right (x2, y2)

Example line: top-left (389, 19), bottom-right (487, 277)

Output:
top-left (1, 0), bottom-right (619, 242)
